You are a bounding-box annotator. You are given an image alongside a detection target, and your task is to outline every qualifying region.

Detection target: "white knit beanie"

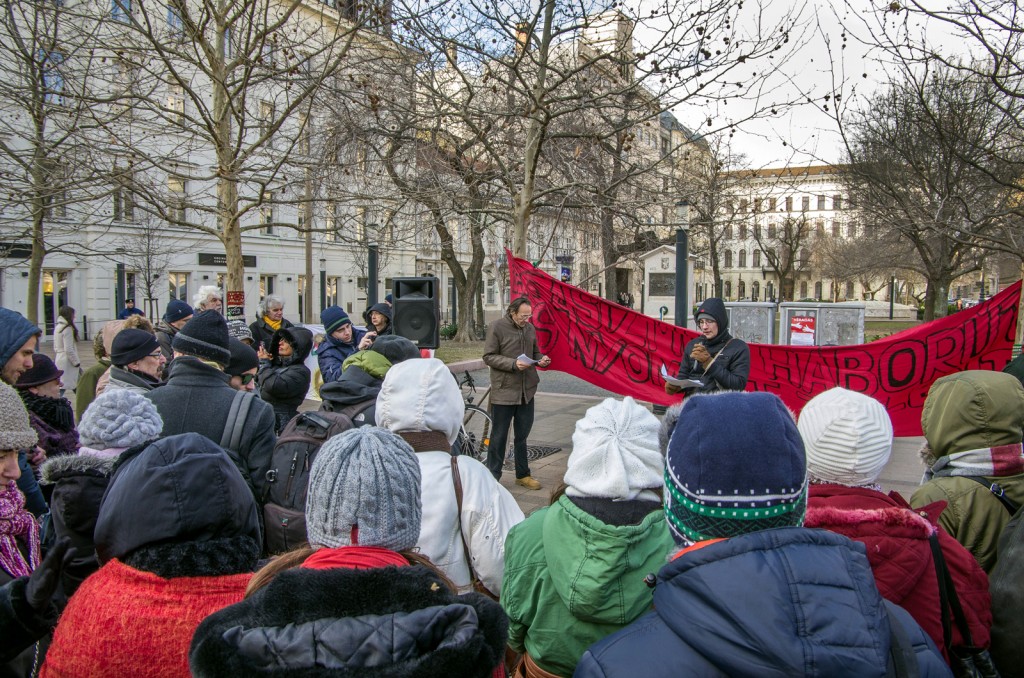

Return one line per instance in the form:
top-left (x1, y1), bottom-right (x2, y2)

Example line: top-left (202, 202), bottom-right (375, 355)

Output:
top-left (797, 387), bottom-right (893, 486)
top-left (564, 397), bottom-right (664, 501)
top-left (375, 358), bottom-right (464, 445)
top-left (79, 390), bottom-right (164, 450)
top-left (0, 381), bottom-right (38, 451)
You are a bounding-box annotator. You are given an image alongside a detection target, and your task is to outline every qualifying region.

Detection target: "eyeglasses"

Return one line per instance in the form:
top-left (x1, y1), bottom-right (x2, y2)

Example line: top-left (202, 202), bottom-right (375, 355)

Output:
top-left (697, 318), bottom-right (717, 327)
top-left (148, 351), bottom-right (164, 358)
top-left (515, 313), bottom-right (533, 320)
top-left (239, 373), bottom-right (256, 385)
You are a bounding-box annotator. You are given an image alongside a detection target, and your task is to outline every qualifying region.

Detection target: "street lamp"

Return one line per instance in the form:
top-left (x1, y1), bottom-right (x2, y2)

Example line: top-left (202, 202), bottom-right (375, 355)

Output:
top-left (675, 200), bottom-right (690, 328)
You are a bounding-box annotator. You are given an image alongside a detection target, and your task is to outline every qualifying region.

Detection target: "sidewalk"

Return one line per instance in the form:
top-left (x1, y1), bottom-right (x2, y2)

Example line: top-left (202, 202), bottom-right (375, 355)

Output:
top-left (53, 339), bottom-right (928, 517)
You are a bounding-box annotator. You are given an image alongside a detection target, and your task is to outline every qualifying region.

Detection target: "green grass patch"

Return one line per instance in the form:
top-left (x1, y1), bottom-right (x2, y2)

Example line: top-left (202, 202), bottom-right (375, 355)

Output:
top-left (435, 340), bottom-right (485, 364)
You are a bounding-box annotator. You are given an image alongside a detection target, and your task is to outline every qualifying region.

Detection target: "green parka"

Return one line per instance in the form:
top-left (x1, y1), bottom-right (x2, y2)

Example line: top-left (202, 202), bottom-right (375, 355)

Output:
top-left (501, 495), bottom-right (673, 677)
top-left (910, 370), bottom-right (1024, 573)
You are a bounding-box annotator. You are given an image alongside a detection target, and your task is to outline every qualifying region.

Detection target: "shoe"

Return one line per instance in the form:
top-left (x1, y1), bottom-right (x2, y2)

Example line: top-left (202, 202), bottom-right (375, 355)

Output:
top-left (515, 476), bottom-right (542, 490)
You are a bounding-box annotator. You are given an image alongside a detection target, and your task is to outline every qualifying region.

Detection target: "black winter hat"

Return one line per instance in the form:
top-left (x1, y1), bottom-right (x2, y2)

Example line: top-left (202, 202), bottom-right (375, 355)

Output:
top-left (370, 335), bottom-right (420, 364)
top-left (15, 353), bottom-right (63, 388)
top-left (226, 338), bottom-right (259, 377)
top-left (172, 310), bottom-right (231, 366)
top-left (111, 329), bottom-right (160, 367)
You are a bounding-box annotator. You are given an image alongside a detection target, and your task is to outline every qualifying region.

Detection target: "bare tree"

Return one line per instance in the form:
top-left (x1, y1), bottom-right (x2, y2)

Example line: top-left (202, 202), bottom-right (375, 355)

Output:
top-left (838, 65), bottom-right (1020, 320)
top-left (0, 0), bottom-right (123, 324)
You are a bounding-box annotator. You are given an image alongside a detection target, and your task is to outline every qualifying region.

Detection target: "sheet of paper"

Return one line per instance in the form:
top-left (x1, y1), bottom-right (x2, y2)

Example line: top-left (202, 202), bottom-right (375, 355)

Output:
top-left (517, 353), bottom-right (539, 365)
top-left (660, 364), bottom-right (704, 389)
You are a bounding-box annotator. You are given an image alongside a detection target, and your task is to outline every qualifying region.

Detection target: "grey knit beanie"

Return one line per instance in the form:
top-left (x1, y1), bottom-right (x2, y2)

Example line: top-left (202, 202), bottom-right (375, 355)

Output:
top-left (79, 390), bottom-right (164, 449)
top-left (305, 427), bottom-right (422, 551)
top-left (0, 381), bottom-right (38, 450)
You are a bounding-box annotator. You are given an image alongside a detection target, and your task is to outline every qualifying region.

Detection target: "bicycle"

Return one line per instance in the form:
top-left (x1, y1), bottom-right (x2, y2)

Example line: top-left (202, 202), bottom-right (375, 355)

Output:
top-left (454, 370), bottom-right (494, 462)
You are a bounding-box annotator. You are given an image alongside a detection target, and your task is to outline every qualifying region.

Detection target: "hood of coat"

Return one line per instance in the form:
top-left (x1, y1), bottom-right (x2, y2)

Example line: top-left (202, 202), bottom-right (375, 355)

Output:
top-left (100, 320), bottom-right (128, 356)
top-left (543, 495), bottom-right (672, 625)
top-left (921, 370), bottom-right (1024, 460)
top-left (653, 527), bottom-right (892, 676)
top-left (189, 564), bottom-right (509, 677)
top-left (270, 326), bottom-right (314, 363)
top-left (320, 364), bottom-right (382, 406)
top-left (376, 358), bottom-right (463, 444)
top-left (363, 302), bottom-right (393, 326)
top-left (94, 433), bottom-right (260, 565)
top-left (342, 348), bottom-right (394, 380)
top-left (0, 307), bottom-right (41, 369)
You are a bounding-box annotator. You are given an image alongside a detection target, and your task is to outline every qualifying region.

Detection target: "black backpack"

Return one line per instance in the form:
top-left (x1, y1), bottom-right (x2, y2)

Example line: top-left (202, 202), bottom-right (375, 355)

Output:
top-left (262, 409), bottom-right (358, 554)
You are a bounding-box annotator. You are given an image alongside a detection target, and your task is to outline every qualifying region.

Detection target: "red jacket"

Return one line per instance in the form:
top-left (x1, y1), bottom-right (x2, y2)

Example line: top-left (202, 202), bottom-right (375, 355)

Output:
top-left (40, 559), bottom-right (251, 677)
top-left (806, 484), bottom-right (991, 661)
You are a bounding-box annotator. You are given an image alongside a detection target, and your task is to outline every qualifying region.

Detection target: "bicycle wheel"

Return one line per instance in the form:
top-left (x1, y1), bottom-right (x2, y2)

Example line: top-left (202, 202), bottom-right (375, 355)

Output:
top-left (456, 405), bottom-right (493, 461)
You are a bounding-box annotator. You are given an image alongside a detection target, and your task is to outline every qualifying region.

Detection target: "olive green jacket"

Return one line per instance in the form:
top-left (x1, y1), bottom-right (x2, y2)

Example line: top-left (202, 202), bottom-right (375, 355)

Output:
top-left (483, 316), bottom-right (542, 406)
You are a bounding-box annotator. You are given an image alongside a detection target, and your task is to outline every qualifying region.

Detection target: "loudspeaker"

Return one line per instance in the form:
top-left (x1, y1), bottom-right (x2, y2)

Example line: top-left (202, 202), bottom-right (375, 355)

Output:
top-left (392, 277), bottom-right (440, 349)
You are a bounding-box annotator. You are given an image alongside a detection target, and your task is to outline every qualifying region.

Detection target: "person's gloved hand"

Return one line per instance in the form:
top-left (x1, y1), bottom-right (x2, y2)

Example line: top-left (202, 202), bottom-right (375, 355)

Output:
top-left (24, 537), bottom-right (74, 614)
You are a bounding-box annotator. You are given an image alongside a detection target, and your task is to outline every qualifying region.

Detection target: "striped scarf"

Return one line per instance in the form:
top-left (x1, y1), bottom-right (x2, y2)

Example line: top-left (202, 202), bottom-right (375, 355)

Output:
top-left (925, 442), bottom-right (1024, 480)
top-left (0, 481), bottom-right (40, 578)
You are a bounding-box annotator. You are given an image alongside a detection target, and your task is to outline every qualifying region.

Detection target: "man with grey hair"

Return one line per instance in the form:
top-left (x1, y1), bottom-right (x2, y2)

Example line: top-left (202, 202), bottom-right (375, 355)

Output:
top-left (192, 286), bottom-right (223, 314)
top-left (249, 294), bottom-right (293, 355)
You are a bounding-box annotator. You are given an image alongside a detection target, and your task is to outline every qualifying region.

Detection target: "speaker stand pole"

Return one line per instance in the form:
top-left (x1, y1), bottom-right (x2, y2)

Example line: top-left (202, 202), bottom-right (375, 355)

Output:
top-left (367, 244), bottom-right (379, 308)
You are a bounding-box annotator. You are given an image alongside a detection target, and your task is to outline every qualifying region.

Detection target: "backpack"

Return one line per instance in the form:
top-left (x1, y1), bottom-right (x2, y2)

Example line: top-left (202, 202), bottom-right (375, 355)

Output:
top-left (262, 409), bottom-right (356, 554)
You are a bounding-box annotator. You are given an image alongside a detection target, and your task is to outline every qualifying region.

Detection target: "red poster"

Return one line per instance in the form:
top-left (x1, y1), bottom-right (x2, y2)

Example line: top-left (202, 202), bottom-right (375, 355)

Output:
top-left (789, 315), bottom-right (816, 346)
top-left (225, 291), bottom-right (245, 318)
top-left (508, 251), bottom-right (1020, 436)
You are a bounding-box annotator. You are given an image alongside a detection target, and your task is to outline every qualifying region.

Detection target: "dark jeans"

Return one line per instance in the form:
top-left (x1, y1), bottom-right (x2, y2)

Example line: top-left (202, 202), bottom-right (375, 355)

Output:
top-left (487, 400), bottom-right (535, 480)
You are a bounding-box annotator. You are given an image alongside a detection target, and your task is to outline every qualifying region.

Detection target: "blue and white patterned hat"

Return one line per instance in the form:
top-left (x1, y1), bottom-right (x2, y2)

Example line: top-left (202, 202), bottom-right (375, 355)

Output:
top-left (664, 391), bottom-right (807, 546)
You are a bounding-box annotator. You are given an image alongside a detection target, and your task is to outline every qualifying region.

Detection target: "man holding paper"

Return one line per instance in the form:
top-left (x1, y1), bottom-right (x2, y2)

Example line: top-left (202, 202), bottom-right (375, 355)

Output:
top-left (665, 297), bottom-right (749, 396)
top-left (483, 296), bottom-right (551, 489)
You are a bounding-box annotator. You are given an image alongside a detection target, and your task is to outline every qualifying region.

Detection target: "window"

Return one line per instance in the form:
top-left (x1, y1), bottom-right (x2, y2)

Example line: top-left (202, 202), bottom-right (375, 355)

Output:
top-left (723, 224), bottom-right (732, 239)
top-left (168, 272), bottom-right (188, 300)
top-left (739, 249), bottom-right (747, 268)
top-left (800, 281), bottom-right (808, 298)
top-left (753, 223), bottom-right (761, 239)
top-left (738, 280), bottom-right (746, 299)
top-left (167, 83), bottom-right (185, 124)
top-left (112, 0), bottom-right (130, 22)
top-left (486, 278), bottom-right (496, 305)
top-left (259, 100), bottom-right (274, 134)
top-left (801, 196), bottom-right (810, 212)
top-left (753, 198), bottom-right (762, 213)
top-left (799, 248), bottom-right (810, 267)
top-left (767, 222), bottom-right (776, 239)
top-left (112, 172), bottom-right (135, 221)
top-left (846, 281), bottom-right (854, 298)
top-left (167, 3), bottom-right (183, 35)
top-left (785, 196), bottom-right (793, 212)
top-left (40, 50), bottom-right (64, 105)
top-left (259, 275), bottom-right (276, 297)
top-left (738, 223), bottom-right (747, 240)
top-left (739, 199), bottom-right (748, 214)
top-left (724, 280), bottom-right (732, 298)
top-left (125, 272), bottom-right (138, 303)
top-left (325, 276), bottom-right (339, 307)
top-left (833, 194), bottom-right (842, 211)
top-left (847, 222), bottom-right (856, 238)
top-left (45, 185), bottom-right (67, 219)
top-left (753, 250), bottom-right (761, 267)
top-left (769, 197), bottom-right (777, 211)
top-left (260, 191), bottom-right (274, 234)
top-left (724, 250), bottom-right (733, 268)
top-left (817, 195), bottom-right (826, 211)
top-left (831, 221), bottom-right (840, 238)
top-left (168, 175), bottom-right (186, 222)
top-left (814, 281), bottom-right (823, 299)
top-left (752, 281), bottom-right (760, 301)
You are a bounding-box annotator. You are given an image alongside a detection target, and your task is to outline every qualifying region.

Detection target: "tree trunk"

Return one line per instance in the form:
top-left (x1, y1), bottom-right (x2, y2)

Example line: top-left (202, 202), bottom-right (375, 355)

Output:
top-left (923, 278), bottom-right (950, 322)
top-left (1017, 260), bottom-right (1024, 347)
top-left (26, 207), bottom-right (45, 327)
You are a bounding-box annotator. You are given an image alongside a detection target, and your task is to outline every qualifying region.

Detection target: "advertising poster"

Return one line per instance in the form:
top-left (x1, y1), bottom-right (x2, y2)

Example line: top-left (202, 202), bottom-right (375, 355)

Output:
top-left (789, 315), bottom-right (816, 346)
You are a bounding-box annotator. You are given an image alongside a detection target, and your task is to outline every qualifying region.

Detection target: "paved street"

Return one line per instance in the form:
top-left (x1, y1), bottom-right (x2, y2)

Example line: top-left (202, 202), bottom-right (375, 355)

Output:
top-left (51, 339), bottom-right (929, 518)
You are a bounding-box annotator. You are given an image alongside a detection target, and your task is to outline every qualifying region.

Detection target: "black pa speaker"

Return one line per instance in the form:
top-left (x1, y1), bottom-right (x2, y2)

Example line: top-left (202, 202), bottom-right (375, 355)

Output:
top-left (392, 277), bottom-right (440, 349)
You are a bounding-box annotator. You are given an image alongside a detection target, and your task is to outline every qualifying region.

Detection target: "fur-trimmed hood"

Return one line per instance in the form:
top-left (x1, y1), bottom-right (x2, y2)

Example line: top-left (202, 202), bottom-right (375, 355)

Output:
top-left (190, 565), bottom-right (508, 677)
top-left (40, 452), bottom-right (118, 484)
top-left (805, 503), bottom-right (935, 537)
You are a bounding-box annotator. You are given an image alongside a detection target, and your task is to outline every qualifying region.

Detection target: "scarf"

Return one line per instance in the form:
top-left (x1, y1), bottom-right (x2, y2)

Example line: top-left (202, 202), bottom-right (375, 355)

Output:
top-left (20, 390), bottom-right (75, 433)
top-left (0, 481), bottom-right (41, 578)
top-left (263, 315), bottom-right (282, 331)
top-left (924, 442), bottom-right (1024, 481)
top-left (302, 546), bottom-right (410, 571)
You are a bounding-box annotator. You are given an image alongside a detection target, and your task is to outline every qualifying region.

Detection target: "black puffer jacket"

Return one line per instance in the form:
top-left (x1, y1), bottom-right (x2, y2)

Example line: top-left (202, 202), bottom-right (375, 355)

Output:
top-left (675, 297), bottom-right (750, 394)
top-left (39, 453), bottom-right (120, 602)
top-left (319, 364), bottom-right (381, 427)
top-left (258, 327), bottom-right (313, 433)
top-left (189, 563), bottom-right (509, 677)
top-left (249, 317), bottom-right (295, 354)
top-left (990, 508), bottom-right (1023, 673)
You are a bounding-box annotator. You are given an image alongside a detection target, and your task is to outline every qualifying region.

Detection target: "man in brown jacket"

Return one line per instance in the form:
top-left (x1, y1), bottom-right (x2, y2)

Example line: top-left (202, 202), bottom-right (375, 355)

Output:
top-left (483, 297), bottom-right (551, 489)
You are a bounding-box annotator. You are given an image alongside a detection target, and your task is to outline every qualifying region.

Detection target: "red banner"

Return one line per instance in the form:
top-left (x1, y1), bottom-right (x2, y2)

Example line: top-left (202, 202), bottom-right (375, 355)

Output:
top-left (509, 253), bottom-right (1021, 436)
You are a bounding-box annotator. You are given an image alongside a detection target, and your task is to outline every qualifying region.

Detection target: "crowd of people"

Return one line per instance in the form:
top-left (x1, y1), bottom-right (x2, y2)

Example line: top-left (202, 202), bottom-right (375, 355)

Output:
top-left (0, 293), bottom-right (1021, 677)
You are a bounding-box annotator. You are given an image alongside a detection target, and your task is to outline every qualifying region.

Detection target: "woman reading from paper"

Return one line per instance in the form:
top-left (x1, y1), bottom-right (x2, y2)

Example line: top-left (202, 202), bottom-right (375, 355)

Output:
top-left (664, 298), bottom-right (750, 395)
